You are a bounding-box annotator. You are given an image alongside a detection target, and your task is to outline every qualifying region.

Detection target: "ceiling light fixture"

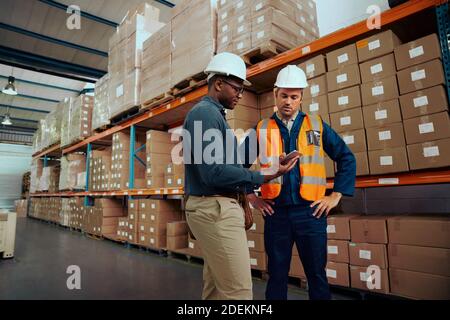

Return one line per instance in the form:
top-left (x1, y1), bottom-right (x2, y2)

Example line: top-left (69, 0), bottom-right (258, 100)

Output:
top-left (2, 76), bottom-right (18, 96)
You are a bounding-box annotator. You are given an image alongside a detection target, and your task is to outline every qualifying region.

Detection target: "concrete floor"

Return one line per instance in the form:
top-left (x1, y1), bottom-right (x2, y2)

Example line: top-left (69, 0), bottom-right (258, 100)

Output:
top-left (0, 218), bottom-right (353, 300)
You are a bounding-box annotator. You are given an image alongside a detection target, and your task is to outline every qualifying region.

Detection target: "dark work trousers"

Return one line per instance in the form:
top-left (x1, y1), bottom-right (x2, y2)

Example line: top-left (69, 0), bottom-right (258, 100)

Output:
top-left (264, 204), bottom-right (331, 300)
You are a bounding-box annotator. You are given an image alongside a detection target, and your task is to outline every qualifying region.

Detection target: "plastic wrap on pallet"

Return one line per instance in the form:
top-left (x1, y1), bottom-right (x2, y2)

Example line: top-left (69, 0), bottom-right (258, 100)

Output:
top-left (68, 95), bottom-right (93, 146)
top-left (32, 128), bottom-right (42, 154)
top-left (60, 97), bottom-right (74, 148)
top-left (39, 165), bottom-right (60, 192)
top-left (59, 154), bottom-right (86, 191)
top-left (30, 159), bottom-right (40, 193)
top-left (60, 198), bottom-right (71, 226)
top-left (170, 0), bottom-right (217, 88)
top-left (107, 3), bottom-right (164, 119)
top-left (92, 74), bottom-right (110, 132)
top-left (140, 23), bottom-right (171, 105)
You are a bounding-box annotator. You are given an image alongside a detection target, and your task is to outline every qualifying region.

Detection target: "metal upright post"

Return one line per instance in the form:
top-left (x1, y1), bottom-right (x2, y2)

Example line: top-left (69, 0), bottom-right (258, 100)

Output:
top-left (84, 143), bottom-right (92, 206)
top-left (129, 125), bottom-right (136, 199)
top-left (436, 2), bottom-right (450, 104)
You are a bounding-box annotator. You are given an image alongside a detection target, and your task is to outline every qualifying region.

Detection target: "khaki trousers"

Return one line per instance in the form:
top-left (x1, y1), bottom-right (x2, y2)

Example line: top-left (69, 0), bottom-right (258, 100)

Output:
top-left (185, 196), bottom-right (253, 300)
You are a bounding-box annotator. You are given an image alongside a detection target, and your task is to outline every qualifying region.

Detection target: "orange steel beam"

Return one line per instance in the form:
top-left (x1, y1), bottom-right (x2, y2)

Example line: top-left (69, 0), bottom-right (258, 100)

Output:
top-left (32, 143), bottom-right (61, 159)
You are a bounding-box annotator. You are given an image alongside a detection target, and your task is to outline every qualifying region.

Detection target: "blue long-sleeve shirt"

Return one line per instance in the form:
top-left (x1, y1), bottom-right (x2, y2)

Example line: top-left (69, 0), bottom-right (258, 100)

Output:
top-left (183, 96), bottom-right (265, 196)
top-left (242, 112), bottom-right (356, 207)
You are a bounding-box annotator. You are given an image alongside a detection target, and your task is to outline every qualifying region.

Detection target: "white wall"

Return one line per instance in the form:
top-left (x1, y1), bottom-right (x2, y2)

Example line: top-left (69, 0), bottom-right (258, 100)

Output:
top-left (0, 143), bottom-right (32, 209)
top-left (316, 0), bottom-right (390, 36)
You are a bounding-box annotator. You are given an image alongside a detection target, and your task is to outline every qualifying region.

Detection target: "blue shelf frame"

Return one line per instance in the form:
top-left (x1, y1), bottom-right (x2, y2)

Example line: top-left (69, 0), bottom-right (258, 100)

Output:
top-left (84, 143), bottom-right (92, 206)
top-left (436, 2), bottom-right (450, 104)
top-left (128, 125), bottom-right (147, 199)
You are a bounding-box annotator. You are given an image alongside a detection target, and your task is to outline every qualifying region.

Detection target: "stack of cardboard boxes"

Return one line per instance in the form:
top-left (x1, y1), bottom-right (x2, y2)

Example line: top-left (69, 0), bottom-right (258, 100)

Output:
top-left (349, 216), bottom-right (390, 294)
top-left (59, 154), bottom-right (86, 191)
top-left (92, 74), bottom-right (110, 132)
top-left (130, 199), bottom-right (182, 248)
top-left (247, 208), bottom-right (266, 271)
top-left (217, 0), bottom-right (319, 56)
top-left (38, 165), bottom-right (60, 193)
top-left (395, 34), bottom-right (450, 170)
top-left (164, 163), bottom-right (185, 189)
top-left (39, 107), bottom-right (62, 150)
top-left (226, 91), bottom-right (260, 135)
top-left (166, 221), bottom-right (189, 251)
top-left (14, 199), bottom-right (27, 218)
top-left (111, 132), bottom-right (146, 190)
top-left (67, 95), bottom-right (93, 148)
top-left (83, 199), bottom-right (126, 237)
top-left (146, 130), bottom-right (176, 189)
top-left (89, 149), bottom-right (112, 192)
top-left (387, 216), bottom-right (450, 300)
top-left (170, 0), bottom-right (216, 88)
top-left (68, 198), bottom-right (84, 229)
top-left (141, 24), bottom-right (171, 106)
top-left (356, 31), bottom-right (406, 175)
top-left (60, 198), bottom-right (70, 227)
top-left (108, 4), bottom-right (164, 119)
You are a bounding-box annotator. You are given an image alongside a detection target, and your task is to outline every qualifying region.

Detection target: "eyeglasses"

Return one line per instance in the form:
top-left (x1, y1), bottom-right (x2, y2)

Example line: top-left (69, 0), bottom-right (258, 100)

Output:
top-left (222, 79), bottom-right (244, 95)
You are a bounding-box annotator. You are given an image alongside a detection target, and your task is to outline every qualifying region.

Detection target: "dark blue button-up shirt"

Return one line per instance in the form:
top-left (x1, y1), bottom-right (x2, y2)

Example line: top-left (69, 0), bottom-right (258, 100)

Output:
top-left (183, 96), bottom-right (265, 196)
top-left (243, 111), bottom-right (356, 207)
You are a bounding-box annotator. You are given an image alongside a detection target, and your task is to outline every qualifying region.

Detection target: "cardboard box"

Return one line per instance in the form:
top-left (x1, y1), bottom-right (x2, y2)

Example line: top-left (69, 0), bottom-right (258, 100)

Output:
top-left (187, 237), bottom-right (203, 258)
top-left (303, 74), bottom-right (327, 100)
top-left (248, 211), bottom-right (264, 234)
top-left (350, 265), bottom-right (390, 294)
top-left (146, 153), bottom-right (172, 165)
top-left (359, 53), bottom-right (397, 84)
top-left (247, 232), bottom-right (265, 252)
top-left (251, 0), bottom-right (299, 22)
top-left (394, 33), bottom-right (441, 71)
top-left (389, 268), bottom-right (450, 300)
top-left (327, 214), bottom-right (360, 240)
top-left (396, 59), bottom-right (446, 95)
top-left (387, 216), bottom-right (450, 249)
top-left (141, 211), bottom-right (182, 227)
top-left (289, 256), bottom-right (306, 278)
top-left (258, 91), bottom-right (275, 109)
top-left (301, 95), bottom-right (329, 118)
top-left (325, 156), bottom-right (335, 178)
top-left (326, 64), bottom-right (361, 92)
top-left (240, 91), bottom-right (258, 109)
top-left (260, 106), bottom-right (278, 119)
top-left (146, 163), bottom-right (167, 177)
top-left (360, 75), bottom-right (399, 106)
top-left (167, 221), bottom-right (188, 237)
top-left (349, 242), bottom-right (388, 269)
top-left (366, 123), bottom-right (406, 151)
top-left (388, 244), bottom-right (450, 277)
top-left (329, 107), bottom-right (364, 133)
top-left (167, 235), bottom-right (188, 250)
top-left (356, 30), bottom-right (401, 63)
top-left (362, 99), bottom-right (402, 128)
top-left (350, 216), bottom-right (388, 244)
top-left (227, 119), bottom-right (257, 132)
top-left (407, 138), bottom-right (450, 170)
top-left (399, 85), bottom-right (448, 120)
top-left (128, 200), bottom-right (139, 215)
top-left (327, 240), bottom-right (350, 263)
top-left (147, 233), bottom-right (167, 249)
top-left (403, 112), bottom-right (450, 144)
top-left (326, 262), bottom-right (350, 287)
top-left (328, 85), bottom-right (362, 113)
top-left (326, 43), bottom-right (358, 71)
top-left (140, 199), bottom-right (181, 214)
top-left (354, 151), bottom-right (370, 176)
top-left (298, 54), bottom-right (327, 79)
top-left (368, 146), bottom-right (409, 174)
top-left (226, 105), bottom-right (261, 123)
top-left (340, 129), bottom-right (367, 153)
top-left (146, 175), bottom-right (165, 188)
top-left (250, 251), bottom-right (267, 271)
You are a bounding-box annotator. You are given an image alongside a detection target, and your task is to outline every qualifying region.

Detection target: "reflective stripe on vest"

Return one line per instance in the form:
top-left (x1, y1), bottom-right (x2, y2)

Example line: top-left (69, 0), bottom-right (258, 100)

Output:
top-left (257, 114), bottom-right (327, 201)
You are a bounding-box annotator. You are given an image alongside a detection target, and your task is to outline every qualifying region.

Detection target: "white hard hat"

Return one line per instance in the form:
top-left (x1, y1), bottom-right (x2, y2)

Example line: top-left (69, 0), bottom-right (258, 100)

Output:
top-left (274, 65), bottom-right (308, 89)
top-left (204, 52), bottom-right (251, 86)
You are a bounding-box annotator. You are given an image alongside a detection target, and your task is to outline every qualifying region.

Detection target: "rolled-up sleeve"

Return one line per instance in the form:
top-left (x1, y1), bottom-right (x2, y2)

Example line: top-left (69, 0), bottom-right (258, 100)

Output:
top-left (322, 121), bottom-right (356, 197)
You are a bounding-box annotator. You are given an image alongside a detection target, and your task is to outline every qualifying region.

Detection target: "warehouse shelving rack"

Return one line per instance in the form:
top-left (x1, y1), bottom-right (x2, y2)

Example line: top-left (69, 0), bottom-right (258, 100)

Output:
top-left (30, 0), bottom-right (450, 198)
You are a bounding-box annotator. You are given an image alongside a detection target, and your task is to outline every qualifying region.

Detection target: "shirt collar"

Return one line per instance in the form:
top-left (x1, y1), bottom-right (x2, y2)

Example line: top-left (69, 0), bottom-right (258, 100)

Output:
top-left (275, 110), bottom-right (300, 126)
top-left (202, 96), bottom-right (226, 117)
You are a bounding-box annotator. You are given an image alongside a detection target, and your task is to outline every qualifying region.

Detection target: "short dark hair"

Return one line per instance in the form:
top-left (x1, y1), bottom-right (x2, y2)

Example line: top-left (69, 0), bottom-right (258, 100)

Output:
top-left (208, 74), bottom-right (222, 90)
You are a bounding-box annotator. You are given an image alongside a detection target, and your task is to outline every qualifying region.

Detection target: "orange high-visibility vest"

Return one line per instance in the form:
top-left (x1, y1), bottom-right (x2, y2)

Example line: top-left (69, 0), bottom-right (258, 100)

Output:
top-left (256, 114), bottom-right (327, 201)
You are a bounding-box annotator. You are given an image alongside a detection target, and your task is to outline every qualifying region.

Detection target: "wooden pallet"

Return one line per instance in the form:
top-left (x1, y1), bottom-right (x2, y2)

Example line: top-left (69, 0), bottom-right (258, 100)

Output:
top-left (241, 42), bottom-right (289, 66)
top-left (110, 106), bottom-right (141, 126)
top-left (141, 92), bottom-right (174, 111)
top-left (86, 233), bottom-right (103, 241)
top-left (92, 123), bottom-right (112, 134)
top-left (171, 72), bottom-right (207, 97)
